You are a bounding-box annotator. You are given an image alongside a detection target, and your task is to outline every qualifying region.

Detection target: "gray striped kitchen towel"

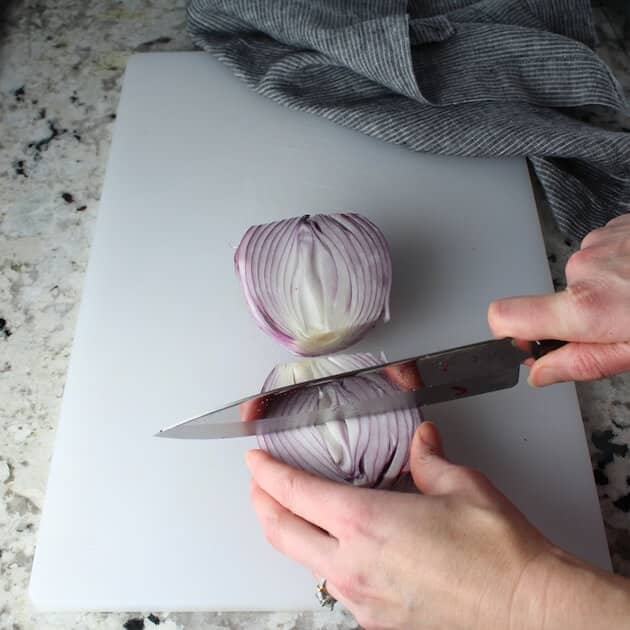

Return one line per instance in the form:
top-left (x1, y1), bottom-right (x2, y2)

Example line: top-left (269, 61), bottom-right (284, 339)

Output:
top-left (187, 0), bottom-right (630, 239)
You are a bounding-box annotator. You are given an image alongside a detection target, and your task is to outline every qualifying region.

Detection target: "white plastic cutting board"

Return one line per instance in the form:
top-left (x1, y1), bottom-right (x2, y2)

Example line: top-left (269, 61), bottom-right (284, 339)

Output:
top-left (30, 52), bottom-right (610, 612)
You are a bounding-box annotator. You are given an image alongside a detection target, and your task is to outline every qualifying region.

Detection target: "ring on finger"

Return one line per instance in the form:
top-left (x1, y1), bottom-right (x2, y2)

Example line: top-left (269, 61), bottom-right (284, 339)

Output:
top-left (316, 578), bottom-right (337, 610)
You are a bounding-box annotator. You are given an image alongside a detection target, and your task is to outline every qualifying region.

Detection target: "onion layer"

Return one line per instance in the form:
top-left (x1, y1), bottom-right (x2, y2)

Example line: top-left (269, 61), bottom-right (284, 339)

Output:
top-left (257, 353), bottom-right (423, 488)
top-left (235, 213), bottom-right (392, 356)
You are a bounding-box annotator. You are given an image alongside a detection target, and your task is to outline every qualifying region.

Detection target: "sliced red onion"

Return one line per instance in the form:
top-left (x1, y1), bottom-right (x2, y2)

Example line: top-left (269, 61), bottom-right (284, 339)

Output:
top-left (257, 353), bottom-right (423, 489)
top-left (235, 213), bottom-right (392, 356)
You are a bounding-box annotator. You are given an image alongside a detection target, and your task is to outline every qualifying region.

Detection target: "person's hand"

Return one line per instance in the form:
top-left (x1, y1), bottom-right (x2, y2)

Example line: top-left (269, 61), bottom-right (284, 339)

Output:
top-left (248, 423), bottom-right (630, 629)
top-left (488, 214), bottom-right (630, 387)
top-left (248, 423), bottom-right (553, 629)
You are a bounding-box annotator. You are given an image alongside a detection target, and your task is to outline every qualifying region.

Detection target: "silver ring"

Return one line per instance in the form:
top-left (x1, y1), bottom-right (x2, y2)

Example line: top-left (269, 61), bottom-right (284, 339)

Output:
top-left (316, 578), bottom-right (337, 610)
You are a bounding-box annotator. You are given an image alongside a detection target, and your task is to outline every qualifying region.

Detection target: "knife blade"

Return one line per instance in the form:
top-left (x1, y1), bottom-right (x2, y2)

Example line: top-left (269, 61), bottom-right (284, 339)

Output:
top-left (155, 338), bottom-right (565, 440)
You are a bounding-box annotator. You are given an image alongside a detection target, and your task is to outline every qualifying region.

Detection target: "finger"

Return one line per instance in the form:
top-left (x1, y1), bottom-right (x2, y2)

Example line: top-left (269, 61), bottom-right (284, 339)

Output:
top-left (580, 226), bottom-right (607, 250)
top-left (488, 289), bottom-right (605, 342)
top-left (606, 214), bottom-right (630, 228)
top-left (240, 395), bottom-right (271, 422)
top-left (489, 293), bottom-right (568, 340)
top-left (529, 341), bottom-right (630, 386)
top-left (417, 421), bottom-right (445, 458)
top-left (411, 424), bottom-right (495, 500)
top-left (383, 360), bottom-right (425, 391)
top-left (251, 480), bottom-right (338, 576)
top-left (247, 449), bottom-right (357, 536)
top-left (510, 338), bottom-right (536, 366)
top-left (580, 234), bottom-right (630, 258)
top-left (579, 225), bottom-right (630, 250)
top-left (409, 422), bottom-right (456, 495)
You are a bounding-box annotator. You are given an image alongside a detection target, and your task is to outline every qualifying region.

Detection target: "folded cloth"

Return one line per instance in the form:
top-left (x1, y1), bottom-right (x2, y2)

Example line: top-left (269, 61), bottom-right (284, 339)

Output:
top-left (187, 0), bottom-right (630, 239)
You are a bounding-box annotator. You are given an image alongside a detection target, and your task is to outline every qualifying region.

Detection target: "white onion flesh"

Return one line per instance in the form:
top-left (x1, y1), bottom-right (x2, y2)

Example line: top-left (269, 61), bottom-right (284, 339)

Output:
top-left (235, 213), bottom-right (392, 356)
top-left (257, 354), bottom-right (423, 488)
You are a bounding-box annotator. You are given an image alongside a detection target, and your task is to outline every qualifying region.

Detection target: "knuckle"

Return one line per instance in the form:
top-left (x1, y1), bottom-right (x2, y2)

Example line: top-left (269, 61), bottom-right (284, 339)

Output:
top-left (456, 468), bottom-right (492, 498)
top-left (437, 465), bottom-right (488, 494)
top-left (431, 465), bottom-right (462, 493)
top-left (339, 498), bottom-right (375, 539)
top-left (564, 280), bottom-right (616, 340)
top-left (580, 227), bottom-right (606, 250)
top-left (566, 280), bottom-right (603, 315)
top-left (461, 468), bottom-right (491, 492)
top-left (279, 471), bottom-right (300, 512)
top-left (566, 249), bottom-right (593, 277)
top-left (607, 214), bottom-right (630, 228)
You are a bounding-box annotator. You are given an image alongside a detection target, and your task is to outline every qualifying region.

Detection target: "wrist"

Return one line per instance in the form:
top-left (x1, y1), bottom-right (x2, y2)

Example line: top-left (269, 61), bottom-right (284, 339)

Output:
top-left (511, 545), bottom-right (630, 630)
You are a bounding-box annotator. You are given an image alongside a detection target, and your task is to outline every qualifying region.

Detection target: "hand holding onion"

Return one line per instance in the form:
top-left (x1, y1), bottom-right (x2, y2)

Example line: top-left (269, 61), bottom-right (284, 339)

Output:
top-left (238, 213), bottom-right (630, 629)
top-left (248, 423), bottom-right (630, 630)
top-left (489, 213), bottom-right (630, 386)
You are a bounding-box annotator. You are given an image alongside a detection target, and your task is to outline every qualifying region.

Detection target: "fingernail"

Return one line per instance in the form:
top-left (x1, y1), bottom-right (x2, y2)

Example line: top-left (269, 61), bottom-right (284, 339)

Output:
top-left (419, 422), bottom-right (440, 451)
top-left (487, 299), bottom-right (513, 336)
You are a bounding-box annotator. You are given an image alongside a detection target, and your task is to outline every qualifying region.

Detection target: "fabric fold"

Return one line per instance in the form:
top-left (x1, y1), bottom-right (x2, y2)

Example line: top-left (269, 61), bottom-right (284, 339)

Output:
top-left (188, 0), bottom-right (630, 238)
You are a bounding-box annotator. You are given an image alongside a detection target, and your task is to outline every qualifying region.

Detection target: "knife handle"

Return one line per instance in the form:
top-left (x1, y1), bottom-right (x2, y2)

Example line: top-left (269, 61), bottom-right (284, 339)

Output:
top-left (531, 339), bottom-right (567, 360)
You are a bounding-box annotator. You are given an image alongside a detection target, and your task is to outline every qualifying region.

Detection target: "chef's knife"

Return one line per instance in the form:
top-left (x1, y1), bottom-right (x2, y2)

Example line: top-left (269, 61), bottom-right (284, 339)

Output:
top-left (156, 338), bottom-right (565, 440)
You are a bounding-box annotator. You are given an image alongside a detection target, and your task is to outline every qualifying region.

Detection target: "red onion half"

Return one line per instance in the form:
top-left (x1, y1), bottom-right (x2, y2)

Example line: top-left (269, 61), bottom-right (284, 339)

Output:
top-left (235, 213), bottom-right (392, 356)
top-left (257, 353), bottom-right (423, 488)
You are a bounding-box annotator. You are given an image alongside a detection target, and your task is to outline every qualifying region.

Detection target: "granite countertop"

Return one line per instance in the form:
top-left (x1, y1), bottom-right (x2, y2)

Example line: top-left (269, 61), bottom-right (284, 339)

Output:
top-left (1, 2), bottom-right (630, 629)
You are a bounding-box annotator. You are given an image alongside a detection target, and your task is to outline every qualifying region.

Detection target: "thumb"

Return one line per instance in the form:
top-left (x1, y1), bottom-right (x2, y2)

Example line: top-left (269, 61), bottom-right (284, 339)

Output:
top-left (529, 341), bottom-right (630, 386)
top-left (410, 422), bottom-right (456, 496)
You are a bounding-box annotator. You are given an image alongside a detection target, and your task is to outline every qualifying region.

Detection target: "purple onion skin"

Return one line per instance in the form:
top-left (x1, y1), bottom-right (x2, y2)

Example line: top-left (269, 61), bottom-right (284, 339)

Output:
top-left (234, 213), bottom-right (392, 356)
top-left (257, 354), bottom-right (423, 489)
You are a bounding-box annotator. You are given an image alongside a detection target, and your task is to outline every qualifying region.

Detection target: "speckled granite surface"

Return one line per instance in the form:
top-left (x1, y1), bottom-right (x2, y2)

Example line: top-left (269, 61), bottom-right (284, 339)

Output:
top-left (1, 2), bottom-right (629, 629)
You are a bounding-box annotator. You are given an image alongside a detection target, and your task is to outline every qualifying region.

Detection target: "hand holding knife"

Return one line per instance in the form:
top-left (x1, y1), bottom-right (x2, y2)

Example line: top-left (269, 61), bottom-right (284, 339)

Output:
top-left (156, 338), bottom-right (566, 440)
